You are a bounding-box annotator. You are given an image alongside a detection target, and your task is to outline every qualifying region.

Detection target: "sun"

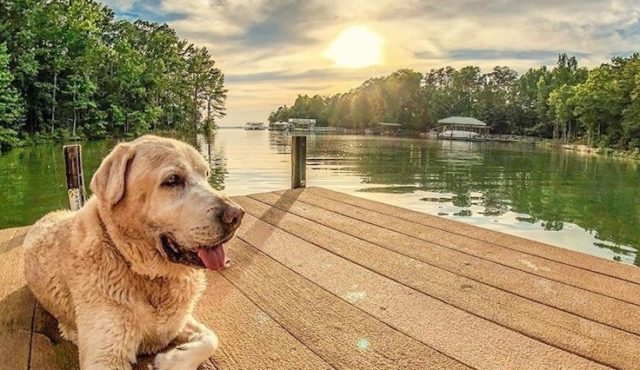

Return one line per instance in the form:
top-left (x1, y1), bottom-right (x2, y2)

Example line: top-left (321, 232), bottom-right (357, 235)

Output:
top-left (324, 26), bottom-right (383, 68)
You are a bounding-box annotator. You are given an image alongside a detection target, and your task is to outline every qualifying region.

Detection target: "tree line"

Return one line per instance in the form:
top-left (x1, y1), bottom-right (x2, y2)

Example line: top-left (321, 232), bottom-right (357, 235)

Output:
top-left (269, 53), bottom-right (640, 150)
top-left (0, 0), bottom-right (227, 152)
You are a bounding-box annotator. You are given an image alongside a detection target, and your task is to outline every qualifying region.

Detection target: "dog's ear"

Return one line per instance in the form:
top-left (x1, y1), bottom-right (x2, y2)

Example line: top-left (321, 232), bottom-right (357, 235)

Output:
top-left (90, 143), bottom-right (135, 207)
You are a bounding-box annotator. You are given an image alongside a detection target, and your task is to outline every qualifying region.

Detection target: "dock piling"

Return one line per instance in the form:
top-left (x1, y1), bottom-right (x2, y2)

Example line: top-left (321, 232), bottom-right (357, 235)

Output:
top-left (291, 136), bottom-right (306, 189)
top-left (63, 144), bottom-right (86, 210)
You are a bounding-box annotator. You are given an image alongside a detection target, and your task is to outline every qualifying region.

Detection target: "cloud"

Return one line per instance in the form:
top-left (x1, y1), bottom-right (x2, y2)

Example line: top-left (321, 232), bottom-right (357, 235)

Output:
top-left (101, 0), bottom-right (640, 124)
top-left (227, 0), bottom-right (330, 48)
top-left (227, 68), bottom-right (347, 83)
top-left (100, 0), bottom-right (135, 11)
top-left (415, 49), bottom-right (592, 62)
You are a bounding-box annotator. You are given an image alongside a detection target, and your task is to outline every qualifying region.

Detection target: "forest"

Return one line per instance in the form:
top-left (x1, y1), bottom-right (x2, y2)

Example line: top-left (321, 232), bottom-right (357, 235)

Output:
top-left (269, 54), bottom-right (640, 150)
top-left (0, 0), bottom-right (227, 152)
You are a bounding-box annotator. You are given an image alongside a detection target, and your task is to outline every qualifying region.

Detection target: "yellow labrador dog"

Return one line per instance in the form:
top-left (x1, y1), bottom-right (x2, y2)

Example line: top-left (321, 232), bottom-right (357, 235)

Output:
top-left (23, 135), bottom-right (244, 370)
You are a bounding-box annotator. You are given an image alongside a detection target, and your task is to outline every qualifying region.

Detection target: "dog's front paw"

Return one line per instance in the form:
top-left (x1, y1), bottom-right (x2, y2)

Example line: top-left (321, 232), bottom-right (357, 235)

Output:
top-left (154, 330), bottom-right (218, 370)
top-left (154, 350), bottom-right (196, 370)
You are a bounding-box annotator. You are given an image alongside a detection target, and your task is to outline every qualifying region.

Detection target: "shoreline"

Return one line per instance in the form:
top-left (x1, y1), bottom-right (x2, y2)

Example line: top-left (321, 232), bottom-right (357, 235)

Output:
top-left (2, 129), bottom-right (640, 162)
top-left (541, 141), bottom-right (640, 161)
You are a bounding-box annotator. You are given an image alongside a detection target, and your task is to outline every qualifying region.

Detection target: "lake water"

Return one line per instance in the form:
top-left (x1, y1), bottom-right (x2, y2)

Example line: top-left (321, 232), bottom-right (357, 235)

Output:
top-left (1, 129), bottom-right (639, 266)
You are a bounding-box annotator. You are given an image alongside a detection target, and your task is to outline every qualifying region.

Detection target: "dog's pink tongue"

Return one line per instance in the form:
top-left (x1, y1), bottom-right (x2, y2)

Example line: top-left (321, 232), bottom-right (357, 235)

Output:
top-left (197, 244), bottom-right (226, 271)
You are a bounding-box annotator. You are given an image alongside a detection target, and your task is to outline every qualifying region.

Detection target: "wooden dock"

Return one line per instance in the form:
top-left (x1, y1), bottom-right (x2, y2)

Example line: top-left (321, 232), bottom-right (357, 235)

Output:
top-left (2, 187), bottom-right (640, 369)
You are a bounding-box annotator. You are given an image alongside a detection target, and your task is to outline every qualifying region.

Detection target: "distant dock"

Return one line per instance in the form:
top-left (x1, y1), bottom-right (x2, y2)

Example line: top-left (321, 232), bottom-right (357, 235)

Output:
top-left (2, 187), bottom-right (640, 369)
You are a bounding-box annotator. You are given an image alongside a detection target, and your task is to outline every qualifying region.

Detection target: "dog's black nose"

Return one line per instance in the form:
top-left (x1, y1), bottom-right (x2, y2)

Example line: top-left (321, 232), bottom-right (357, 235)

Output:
top-left (221, 204), bottom-right (244, 227)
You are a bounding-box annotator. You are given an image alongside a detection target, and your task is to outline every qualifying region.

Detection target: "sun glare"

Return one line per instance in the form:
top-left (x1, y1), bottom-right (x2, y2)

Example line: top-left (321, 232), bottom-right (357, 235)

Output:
top-left (324, 26), bottom-right (383, 68)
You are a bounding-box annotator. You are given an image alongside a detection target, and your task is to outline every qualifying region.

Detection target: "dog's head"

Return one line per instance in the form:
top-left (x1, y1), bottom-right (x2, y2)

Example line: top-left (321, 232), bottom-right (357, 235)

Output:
top-left (90, 135), bottom-right (244, 274)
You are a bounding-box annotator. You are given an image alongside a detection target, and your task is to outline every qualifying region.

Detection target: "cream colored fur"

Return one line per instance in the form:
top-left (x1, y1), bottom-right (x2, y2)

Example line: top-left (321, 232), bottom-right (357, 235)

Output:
top-left (23, 135), bottom-right (242, 370)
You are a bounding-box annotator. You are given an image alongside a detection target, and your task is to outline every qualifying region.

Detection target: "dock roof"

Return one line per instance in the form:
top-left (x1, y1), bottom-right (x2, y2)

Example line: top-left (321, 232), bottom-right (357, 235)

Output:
top-left (437, 116), bottom-right (488, 126)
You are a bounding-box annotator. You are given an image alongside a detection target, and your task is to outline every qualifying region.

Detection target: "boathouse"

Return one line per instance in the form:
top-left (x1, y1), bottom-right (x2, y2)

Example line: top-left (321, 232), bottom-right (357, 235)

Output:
top-left (288, 118), bottom-right (316, 130)
top-left (371, 122), bottom-right (403, 135)
top-left (437, 116), bottom-right (490, 135)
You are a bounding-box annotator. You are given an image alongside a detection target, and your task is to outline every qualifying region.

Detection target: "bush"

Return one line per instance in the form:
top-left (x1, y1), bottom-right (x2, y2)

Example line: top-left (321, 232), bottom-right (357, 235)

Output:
top-left (0, 127), bottom-right (20, 153)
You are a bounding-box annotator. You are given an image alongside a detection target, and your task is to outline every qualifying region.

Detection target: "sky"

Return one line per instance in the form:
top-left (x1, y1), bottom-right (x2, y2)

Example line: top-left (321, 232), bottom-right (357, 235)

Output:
top-left (101, 0), bottom-right (640, 125)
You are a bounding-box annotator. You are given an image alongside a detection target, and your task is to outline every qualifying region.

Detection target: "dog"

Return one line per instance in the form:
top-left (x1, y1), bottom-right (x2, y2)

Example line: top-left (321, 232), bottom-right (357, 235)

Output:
top-left (23, 135), bottom-right (244, 370)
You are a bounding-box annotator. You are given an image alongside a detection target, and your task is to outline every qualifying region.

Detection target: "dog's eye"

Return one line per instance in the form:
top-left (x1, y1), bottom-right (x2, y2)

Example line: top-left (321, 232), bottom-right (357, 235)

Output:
top-left (162, 175), bottom-right (184, 187)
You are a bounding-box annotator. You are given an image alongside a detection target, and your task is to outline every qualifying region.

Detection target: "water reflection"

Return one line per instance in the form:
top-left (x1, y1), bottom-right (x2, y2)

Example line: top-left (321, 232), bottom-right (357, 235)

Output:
top-left (193, 131), bottom-right (228, 191)
top-left (268, 132), bottom-right (292, 154)
top-left (0, 129), bottom-right (638, 265)
top-left (301, 134), bottom-right (639, 265)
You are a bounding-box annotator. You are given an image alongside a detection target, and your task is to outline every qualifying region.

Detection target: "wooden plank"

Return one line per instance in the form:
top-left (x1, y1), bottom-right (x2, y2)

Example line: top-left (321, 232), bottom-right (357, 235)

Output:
top-left (309, 187), bottom-right (640, 284)
top-left (0, 227), bottom-right (34, 370)
top-left (231, 206), bottom-right (607, 369)
top-left (291, 136), bottom-right (306, 189)
top-left (29, 303), bottom-right (80, 370)
top-left (192, 272), bottom-right (332, 370)
top-left (0, 227), bottom-right (18, 244)
top-left (259, 191), bottom-right (640, 335)
top-left (0, 226), bottom-right (29, 252)
top-left (221, 235), bottom-right (468, 369)
top-left (278, 189), bottom-right (640, 307)
top-left (243, 192), bottom-right (640, 367)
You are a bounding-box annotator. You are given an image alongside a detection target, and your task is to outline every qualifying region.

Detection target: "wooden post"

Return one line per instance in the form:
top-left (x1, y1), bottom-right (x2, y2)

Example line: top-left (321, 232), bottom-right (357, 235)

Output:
top-left (291, 135), bottom-right (306, 189)
top-left (63, 145), bottom-right (86, 211)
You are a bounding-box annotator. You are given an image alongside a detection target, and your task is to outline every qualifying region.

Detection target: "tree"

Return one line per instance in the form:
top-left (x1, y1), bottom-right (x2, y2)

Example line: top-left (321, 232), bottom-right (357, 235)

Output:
top-left (473, 66), bottom-right (518, 133)
top-left (572, 66), bottom-right (623, 147)
top-left (268, 55), bottom-right (640, 150)
top-left (351, 93), bottom-right (373, 128)
top-left (452, 66), bottom-right (482, 116)
top-left (614, 54), bottom-right (640, 149)
top-left (621, 70), bottom-right (640, 149)
top-left (64, 73), bottom-right (97, 138)
top-left (202, 69), bottom-right (227, 129)
top-left (548, 85), bottom-right (576, 141)
top-left (511, 67), bottom-right (548, 135)
top-left (0, 0), bottom-right (226, 146)
top-left (0, 42), bottom-right (24, 151)
top-left (268, 105), bottom-right (291, 123)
